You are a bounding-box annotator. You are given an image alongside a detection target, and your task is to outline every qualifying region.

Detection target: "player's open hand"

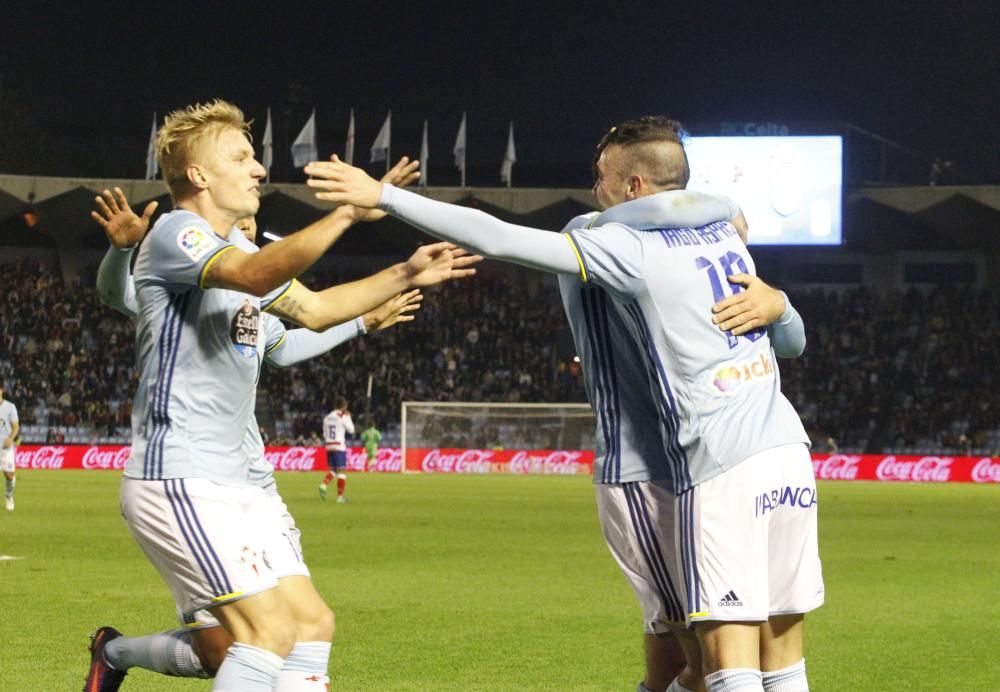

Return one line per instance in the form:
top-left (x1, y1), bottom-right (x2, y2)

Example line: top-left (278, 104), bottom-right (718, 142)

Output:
top-left (404, 242), bottom-right (482, 288)
top-left (364, 289), bottom-right (424, 331)
top-left (305, 156), bottom-right (383, 209)
top-left (711, 273), bottom-right (786, 335)
top-left (351, 156), bottom-right (421, 223)
top-left (90, 187), bottom-right (157, 249)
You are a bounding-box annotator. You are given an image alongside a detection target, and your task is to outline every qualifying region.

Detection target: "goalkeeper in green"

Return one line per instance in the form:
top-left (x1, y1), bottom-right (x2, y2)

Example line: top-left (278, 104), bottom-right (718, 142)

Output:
top-left (360, 422), bottom-right (382, 471)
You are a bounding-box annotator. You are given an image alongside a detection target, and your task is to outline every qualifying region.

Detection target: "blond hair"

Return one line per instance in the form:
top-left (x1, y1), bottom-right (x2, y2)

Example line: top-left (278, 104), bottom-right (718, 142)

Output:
top-left (156, 99), bottom-right (252, 200)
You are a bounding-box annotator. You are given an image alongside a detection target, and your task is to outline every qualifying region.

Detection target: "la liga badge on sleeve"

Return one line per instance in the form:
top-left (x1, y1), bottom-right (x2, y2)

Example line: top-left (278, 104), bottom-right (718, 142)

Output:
top-left (177, 226), bottom-right (219, 262)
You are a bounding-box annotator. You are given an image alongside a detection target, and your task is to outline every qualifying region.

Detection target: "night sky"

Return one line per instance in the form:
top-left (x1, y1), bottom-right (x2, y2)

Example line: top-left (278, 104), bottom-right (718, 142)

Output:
top-left (3, 1), bottom-right (998, 186)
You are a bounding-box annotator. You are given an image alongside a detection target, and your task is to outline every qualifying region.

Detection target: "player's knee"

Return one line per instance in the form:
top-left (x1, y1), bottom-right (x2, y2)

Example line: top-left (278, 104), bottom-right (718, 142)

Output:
top-left (235, 618), bottom-right (297, 658)
top-left (297, 603), bottom-right (335, 642)
top-left (259, 624), bottom-right (297, 658)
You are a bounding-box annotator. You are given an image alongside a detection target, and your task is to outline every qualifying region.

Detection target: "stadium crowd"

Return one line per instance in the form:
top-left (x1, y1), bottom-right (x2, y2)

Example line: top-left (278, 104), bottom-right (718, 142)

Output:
top-left (1, 257), bottom-right (996, 454)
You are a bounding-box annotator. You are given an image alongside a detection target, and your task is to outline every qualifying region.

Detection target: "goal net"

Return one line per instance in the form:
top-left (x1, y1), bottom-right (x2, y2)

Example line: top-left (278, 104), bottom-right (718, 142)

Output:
top-left (400, 401), bottom-right (596, 474)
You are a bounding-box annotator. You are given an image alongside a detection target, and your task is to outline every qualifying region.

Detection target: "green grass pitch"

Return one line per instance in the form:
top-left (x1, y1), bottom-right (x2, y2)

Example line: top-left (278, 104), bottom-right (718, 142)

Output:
top-left (0, 471), bottom-right (996, 690)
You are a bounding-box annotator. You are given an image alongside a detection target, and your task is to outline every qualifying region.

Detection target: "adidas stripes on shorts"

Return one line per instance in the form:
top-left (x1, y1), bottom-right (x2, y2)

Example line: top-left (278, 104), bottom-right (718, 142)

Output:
top-left (596, 479), bottom-right (686, 634)
top-left (596, 443), bottom-right (823, 629)
top-left (174, 479), bottom-right (310, 629)
top-left (121, 477), bottom-right (285, 619)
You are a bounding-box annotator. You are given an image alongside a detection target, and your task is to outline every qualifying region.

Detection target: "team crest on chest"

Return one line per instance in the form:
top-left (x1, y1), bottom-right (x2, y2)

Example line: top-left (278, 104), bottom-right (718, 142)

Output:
top-left (231, 299), bottom-right (260, 358)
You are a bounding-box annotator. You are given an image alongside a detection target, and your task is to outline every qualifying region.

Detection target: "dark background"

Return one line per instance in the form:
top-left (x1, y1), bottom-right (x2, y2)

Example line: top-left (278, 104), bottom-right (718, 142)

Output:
top-left (2, 1), bottom-right (997, 186)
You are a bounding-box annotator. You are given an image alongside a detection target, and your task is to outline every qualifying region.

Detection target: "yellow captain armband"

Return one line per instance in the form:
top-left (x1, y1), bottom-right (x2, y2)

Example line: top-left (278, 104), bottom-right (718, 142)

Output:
top-left (562, 233), bottom-right (589, 282)
top-left (197, 245), bottom-right (238, 289)
top-left (263, 278), bottom-right (300, 314)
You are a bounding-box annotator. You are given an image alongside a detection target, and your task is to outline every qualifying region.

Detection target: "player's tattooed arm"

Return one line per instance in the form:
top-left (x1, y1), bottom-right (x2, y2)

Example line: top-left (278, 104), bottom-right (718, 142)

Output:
top-left (268, 288), bottom-right (309, 324)
top-left (265, 246), bottom-right (477, 331)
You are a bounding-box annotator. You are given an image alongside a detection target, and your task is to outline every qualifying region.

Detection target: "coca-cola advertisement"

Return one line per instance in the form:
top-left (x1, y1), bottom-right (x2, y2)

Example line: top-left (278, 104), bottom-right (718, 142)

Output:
top-left (811, 454), bottom-right (999, 484)
top-left (406, 448), bottom-right (595, 475)
top-left (11, 446), bottom-right (999, 482)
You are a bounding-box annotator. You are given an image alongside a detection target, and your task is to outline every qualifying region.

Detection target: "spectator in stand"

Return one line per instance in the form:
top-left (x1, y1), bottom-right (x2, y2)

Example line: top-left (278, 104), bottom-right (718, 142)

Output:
top-left (0, 259), bottom-right (996, 454)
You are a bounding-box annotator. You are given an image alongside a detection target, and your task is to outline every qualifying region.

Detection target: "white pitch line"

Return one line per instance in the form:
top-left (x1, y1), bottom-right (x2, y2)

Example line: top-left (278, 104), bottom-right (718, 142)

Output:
top-left (0, 555), bottom-right (25, 561)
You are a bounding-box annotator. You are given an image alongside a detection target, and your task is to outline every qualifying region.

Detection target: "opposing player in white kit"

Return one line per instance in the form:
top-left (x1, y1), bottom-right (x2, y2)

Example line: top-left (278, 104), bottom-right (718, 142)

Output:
top-left (87, 188), bottom-right (420, 690)
top-left (0, 385), bottom-right (19, 512)
top-left (305, 117), bottom-right (822, 692)
top-left (320, 397), bottom-right (354, 502)
top-left (102, 99), bottom-right (477, 692)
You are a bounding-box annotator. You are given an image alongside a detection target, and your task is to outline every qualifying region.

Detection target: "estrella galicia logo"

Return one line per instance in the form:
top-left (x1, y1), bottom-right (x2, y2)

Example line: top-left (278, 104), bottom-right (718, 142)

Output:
top-left (230, 299), bottom-right (259, 358)
top-left (718, 590), bottom-right (743, 607)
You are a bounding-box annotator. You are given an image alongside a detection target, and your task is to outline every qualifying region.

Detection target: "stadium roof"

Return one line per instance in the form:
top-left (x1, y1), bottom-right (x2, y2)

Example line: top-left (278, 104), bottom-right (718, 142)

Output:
top-left (0, 175), bottom-right (997, 253)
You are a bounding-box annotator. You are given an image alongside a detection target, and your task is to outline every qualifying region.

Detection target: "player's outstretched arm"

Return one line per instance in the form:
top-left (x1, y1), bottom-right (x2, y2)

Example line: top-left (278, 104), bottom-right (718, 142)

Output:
top-left (202, 206), bottom-right (359, 295)
top-left (353, 157), bottom-right (421, 223)
top-left (303, 160), bottom-right (581, 275)
top-left (92, 188), bottom-right (152, 318)
top-left (363, 289), bottom-right (423, 331)
top-left (267, 243), bottom-right (478, 331)
top-left (266, 290), bottom-right (422, 367)
top-left (203, 157), bottom-right (420, 295)
top-left (711, 274), bottom-right (806, 357)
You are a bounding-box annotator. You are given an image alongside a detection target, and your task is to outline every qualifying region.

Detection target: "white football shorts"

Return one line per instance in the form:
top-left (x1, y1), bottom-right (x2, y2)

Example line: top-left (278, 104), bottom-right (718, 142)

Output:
top-left (175, 478), bottom-right (309, 628)
top-left (596, 479), bottom-right (685, 635)
top-left (683, 443), bottom-right (824, 624)
top-left (0, 446), bottom-right (14, 473)
top-left (121, 477), bottom-right (287, 619)
top-left (598, 443), bottom-right (823, 630)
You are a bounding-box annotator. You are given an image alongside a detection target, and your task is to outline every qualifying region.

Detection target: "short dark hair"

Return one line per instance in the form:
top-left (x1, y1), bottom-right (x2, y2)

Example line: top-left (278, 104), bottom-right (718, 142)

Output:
top-left (594, 116), bottom-right (690, 189)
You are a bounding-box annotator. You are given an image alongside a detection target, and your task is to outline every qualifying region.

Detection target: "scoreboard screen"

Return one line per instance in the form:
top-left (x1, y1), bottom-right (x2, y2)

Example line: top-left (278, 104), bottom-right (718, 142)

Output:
top-left (685, 136), bottom-right (843, 245)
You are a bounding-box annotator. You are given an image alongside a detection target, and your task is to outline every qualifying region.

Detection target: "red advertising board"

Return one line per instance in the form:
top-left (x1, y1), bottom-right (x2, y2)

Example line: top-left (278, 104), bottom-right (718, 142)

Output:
top-left (12, 446), bottom-right (1000, 483)
top-left (403, 448), bottom-right (594, 475)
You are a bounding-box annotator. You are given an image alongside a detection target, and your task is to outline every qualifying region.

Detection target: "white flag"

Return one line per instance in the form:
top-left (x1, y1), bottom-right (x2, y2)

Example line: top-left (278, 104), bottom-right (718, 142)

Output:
top-left (291, 109), bottom-right (317, 168)
top-left (345, 108), bottom-right (356, 165)
top-left (145, 113), bottom-right (158, 180)
top-left (453, 112), bottom-right (467, 170)
top-left (500, 121), bottom-right (516, 185)
top-left (419, 120), bottom-right (429, 187)
top-left (262, 107), bottom-right (273, 181)
top-left (370, 110), bottom-right (391, 163)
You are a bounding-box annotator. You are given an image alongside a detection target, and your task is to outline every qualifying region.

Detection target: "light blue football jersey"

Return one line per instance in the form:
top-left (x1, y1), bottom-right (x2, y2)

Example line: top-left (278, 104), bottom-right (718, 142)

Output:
top-left (0, 400), bottom-right (18, 439)
top-left (127, 210), bottom-right (291, 485)
top-left (563, 216), bottom-right (808, 493)
top-left (245, 315), bottom-right (289, 487)
top-left (556, 213), bottom-right (677, 485)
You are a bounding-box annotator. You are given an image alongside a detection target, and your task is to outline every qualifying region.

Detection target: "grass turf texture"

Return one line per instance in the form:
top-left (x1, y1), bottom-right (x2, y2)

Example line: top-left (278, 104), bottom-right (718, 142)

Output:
top-left (0, 472), bottom-right (996, 690)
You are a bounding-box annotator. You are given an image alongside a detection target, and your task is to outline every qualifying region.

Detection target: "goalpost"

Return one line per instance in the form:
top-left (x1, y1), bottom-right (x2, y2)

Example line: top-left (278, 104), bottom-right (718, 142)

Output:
top-left (400, 401), bottom-right (596, 473)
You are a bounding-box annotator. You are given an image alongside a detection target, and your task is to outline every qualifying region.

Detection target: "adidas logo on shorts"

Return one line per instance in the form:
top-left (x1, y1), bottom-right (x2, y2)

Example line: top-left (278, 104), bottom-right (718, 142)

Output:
top-left (717, 590), bottom-right (743, 607)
